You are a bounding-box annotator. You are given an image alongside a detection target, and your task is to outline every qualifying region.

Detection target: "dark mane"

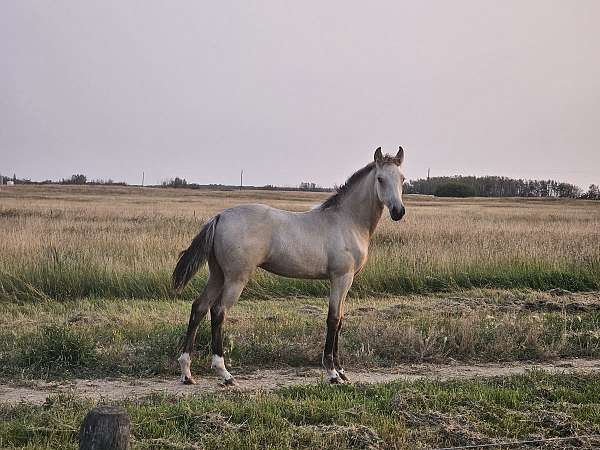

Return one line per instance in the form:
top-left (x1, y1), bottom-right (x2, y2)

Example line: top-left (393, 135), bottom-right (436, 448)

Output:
top-left (319, 162), bottom-right (375, 210)
top-left (320, 155), bottom-right (400, 209)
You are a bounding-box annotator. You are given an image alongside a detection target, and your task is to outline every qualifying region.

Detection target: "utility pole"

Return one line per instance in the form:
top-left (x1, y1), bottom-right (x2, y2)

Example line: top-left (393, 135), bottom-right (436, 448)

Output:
top-left (141, 171), bottom-right (145, 187)
top-left (240, 170), bottom-right (243, 190)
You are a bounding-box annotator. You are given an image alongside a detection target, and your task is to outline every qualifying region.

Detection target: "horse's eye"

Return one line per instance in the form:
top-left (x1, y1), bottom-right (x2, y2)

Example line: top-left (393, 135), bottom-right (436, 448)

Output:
top-left (377, 177), bottom-right (384, 183)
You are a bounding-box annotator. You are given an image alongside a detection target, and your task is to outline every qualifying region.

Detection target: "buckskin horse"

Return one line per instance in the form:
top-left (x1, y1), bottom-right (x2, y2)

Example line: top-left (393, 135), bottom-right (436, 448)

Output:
top-left (173, 147), bottom-right (406, 385)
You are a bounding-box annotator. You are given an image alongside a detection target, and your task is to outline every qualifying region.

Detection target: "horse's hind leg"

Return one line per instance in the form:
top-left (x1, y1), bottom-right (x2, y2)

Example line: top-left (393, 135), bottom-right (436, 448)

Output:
top-left (209, 275), bottom-right (248, 385)
top-left (178, 259), bottom-right (224, 384)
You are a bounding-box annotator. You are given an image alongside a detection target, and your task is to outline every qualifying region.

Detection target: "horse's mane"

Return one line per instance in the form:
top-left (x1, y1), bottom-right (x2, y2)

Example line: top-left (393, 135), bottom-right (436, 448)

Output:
top-left (319, 156), bottom-right (397, 210)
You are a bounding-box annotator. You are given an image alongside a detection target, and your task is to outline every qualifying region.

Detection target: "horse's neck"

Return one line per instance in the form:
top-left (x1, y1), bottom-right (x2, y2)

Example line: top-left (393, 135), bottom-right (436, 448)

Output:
top-left (337, 170), bottom-right (383, 237)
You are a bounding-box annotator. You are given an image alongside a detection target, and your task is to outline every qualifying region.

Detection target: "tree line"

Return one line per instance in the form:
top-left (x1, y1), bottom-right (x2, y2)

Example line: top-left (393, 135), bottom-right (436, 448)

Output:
top-left (405, 175), bottom-right (600, 199)
top-left (2, 172), bottom-right (599, 199)
top-left (1, 174), bottom-right (126, 186)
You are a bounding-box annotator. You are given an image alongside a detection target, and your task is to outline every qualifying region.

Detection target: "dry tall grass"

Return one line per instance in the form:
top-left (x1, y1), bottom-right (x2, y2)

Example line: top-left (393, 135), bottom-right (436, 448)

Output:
top-left (1, 185), bottom-right (599, 301)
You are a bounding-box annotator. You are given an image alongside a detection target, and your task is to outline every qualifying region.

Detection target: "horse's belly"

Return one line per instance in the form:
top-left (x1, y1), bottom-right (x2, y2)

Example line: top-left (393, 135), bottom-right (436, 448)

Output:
top-left (259, 253), bottom-right (329, 280)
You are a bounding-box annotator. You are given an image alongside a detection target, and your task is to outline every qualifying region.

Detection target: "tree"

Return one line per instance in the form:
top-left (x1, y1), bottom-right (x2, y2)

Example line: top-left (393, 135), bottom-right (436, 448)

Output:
top-left (299, 181), bottom-right (318, 190)
top-left (162, 177), bottom-right (188, 188)
top-left (582, 184), bottom-right (600, 200)
top-left (405, 175), bottom-right (582, 198)
top-left (557, 182), bottom-right (582, 198)
top-left (71, 174), bottom-right (87, 184)
top-left (434, 182), bottom-right (476, 198)
top-left (61, 174), bottom-right (87, 185)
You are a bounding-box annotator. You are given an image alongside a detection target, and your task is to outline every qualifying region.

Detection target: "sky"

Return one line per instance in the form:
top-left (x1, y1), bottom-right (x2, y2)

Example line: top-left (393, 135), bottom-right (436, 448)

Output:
top-left (1, 1), bottom-right (599, 188)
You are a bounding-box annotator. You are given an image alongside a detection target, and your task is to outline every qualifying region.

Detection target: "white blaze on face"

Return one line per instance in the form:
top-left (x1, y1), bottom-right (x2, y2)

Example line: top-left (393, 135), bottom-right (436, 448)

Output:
top-left (211, 355), bottom-right (233, 381)
top-left (178, 352), bottom-right (192, 381)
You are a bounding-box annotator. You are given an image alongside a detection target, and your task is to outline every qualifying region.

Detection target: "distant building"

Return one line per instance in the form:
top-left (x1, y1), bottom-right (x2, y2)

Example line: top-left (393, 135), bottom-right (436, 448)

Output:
top-left (6, 180), bottom-right (14, 186)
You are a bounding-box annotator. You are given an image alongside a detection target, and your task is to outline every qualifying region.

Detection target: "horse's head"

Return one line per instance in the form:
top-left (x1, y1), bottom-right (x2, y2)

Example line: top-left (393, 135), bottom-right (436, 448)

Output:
top-left (374, 147), bottom-right (406, 221)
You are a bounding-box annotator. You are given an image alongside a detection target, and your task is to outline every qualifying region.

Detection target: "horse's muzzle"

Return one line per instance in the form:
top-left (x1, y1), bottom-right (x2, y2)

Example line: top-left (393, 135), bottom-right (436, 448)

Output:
top-left (390, 205), bottom-right (405, 221)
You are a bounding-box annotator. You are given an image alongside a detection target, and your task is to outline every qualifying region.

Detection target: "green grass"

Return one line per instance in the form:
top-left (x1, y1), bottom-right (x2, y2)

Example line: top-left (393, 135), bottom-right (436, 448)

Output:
top-left (2, 371), bottom-right (599, 449)
top-left (1, 255), bottom-right (599, 303)
top-left (2, 291), bottom-right (599, 379)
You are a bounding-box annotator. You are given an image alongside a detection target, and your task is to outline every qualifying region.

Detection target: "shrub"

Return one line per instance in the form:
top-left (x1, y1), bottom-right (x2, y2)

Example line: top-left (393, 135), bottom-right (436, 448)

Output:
top-left (23, 324), bottom-right (97, 374)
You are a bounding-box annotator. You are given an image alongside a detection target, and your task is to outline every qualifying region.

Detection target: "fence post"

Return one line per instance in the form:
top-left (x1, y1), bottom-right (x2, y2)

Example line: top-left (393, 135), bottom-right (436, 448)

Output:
top-left (79, 406), bottom-right (130, 450)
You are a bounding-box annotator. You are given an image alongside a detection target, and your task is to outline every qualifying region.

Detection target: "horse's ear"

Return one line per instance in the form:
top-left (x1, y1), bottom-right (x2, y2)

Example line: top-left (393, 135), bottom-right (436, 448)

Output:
top-left (374, 147), bottom-right (383, 164)
top-left (395, 146), bottom-right (404, 165)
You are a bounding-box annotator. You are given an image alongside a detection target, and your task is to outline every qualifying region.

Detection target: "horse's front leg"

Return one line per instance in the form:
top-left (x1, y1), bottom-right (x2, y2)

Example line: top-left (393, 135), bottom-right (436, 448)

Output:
top-left (333, 319), bottom-right (349, 382)
top-left (323, 272), bottom-right (353, 384)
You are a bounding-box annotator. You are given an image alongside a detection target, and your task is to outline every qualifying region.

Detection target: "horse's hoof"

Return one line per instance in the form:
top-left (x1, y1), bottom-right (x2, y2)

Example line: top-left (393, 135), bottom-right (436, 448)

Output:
top-left (182, 376), bottom-right (197, 385)
top-left (222, 377), bottom-right (237, 387)
top-left (329, 376), bottom-right (344, 385)
top-left (338, 372), bottom-right (350, 383)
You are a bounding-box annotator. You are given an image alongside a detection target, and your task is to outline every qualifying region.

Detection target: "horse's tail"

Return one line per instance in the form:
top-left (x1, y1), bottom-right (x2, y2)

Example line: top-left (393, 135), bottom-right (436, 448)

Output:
top-left (172, 215), bottom-right (220, 292)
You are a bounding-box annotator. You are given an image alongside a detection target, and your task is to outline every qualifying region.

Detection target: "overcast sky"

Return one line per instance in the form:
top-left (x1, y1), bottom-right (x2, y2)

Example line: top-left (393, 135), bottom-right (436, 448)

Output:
top-left (1, 1), bottom-right (599, 188)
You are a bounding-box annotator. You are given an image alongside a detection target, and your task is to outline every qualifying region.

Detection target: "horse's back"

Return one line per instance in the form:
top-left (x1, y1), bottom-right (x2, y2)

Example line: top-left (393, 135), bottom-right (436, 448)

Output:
top-left (213, 204), bottom-right (332, 279)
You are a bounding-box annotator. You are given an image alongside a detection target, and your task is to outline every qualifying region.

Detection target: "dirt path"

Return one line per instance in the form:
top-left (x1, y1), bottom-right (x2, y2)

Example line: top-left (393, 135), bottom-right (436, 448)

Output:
top-left (2, 358), bottom-right (599, 405)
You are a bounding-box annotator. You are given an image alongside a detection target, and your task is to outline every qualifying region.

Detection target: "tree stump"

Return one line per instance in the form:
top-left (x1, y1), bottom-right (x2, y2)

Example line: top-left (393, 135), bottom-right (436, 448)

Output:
top-left (79, 406), bottom-right (130, 450)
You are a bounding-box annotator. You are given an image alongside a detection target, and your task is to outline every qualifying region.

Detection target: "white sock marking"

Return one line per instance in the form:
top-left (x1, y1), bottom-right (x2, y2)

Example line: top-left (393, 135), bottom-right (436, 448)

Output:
top-left (178, 352), bottom-right (192, 381)
top-left (327, 368), bottom-right (340, 381)
top-left (211, 355), bottom-right (233, 380)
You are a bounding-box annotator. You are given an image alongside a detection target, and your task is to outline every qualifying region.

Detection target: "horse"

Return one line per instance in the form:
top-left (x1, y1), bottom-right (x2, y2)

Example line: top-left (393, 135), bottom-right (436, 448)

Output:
top-left (173, 146), bottom-right (406, 385)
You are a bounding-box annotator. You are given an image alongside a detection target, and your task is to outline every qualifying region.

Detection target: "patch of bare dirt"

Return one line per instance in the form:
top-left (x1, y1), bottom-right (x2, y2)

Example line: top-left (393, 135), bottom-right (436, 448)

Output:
top-left (1, 358), bottom-right (599, 405)
top-left (297, 305), bottom-right (323, 316)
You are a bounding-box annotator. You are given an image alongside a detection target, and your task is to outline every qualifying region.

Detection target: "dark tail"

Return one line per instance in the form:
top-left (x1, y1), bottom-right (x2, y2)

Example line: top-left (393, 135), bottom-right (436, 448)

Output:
top-left (172, 215), bottom-right (220, 292)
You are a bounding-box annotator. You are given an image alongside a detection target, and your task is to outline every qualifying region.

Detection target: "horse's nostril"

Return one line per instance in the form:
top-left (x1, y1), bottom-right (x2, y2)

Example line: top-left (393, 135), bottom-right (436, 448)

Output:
top-left (390, 206), bottom-right (405, 221)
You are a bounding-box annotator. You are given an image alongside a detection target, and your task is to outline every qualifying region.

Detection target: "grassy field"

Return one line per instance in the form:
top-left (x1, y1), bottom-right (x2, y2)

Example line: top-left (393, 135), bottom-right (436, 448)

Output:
top-left (1, 290), bottom-right (599, 380)
top-left (1, 185), bottom-right (599, 449)
top-left (1, 185), bottom-right (599, 302)
top-left (2, 372), bottom-right (600, 449)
